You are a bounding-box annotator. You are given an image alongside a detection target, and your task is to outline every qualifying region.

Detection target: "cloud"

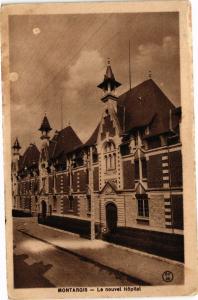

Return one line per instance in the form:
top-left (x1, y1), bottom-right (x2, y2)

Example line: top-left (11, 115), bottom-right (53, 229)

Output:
top-left (63, 49), bottom-right (104, 99)
top-left (58, 49), bottom-right (105, 142)
top-left (136, 36), bottom-right (178, 67)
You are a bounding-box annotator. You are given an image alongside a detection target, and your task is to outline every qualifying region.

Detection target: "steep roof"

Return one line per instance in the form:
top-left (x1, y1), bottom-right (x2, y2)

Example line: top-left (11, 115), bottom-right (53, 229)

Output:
top-left (117, 79), bottom-right (176, 136)
top-left (97, 62), bottom-right (121, 91)
top-left (19, 144), bottom-right (40, 171)
top-left (84, 124), bottom-right (100, 147)
top-left (12, 137), bottom-right (21, 150)
top-left (48, 126), bottom-right (83, 161)
top-left (85, 78), bottom-right (179, 145)
top-left (39, 115), bottom-right (52, 132)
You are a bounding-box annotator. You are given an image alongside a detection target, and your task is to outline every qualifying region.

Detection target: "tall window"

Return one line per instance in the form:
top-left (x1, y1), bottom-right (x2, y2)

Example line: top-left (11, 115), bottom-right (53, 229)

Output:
top-left (87, 195), bottom-right (91, 212)
top-left (137, 197), bottom-right (149, 218)
top-left (104, 141), bottom-right (116, 171)
top-left (134, 160), bottom-right (139, 180)
top-left (141, 158), bottom-right (147, 179)
top-left (53, 196), bottom-right (57, 212)
top-left (69, 195), bottom-right (74, 211)
top-left (92, 146), bottom-right (98, 163)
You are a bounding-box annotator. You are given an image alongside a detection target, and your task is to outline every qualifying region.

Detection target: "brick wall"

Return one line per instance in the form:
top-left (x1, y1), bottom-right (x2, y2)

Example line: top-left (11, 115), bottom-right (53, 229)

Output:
top-left (49, 176), bottom-right (54, 193)
top-left (125, 196), bottom-right (137, 227)
top-left (101, 114), bottom-right (116, 140)
top-left (55, 175), bottom-right (61, 193)
top-left (170, 150), bottom-right (183, 187)
top-left (93, 167), bottom-right (99, 191)
top-left (123, 160), bottom-right (135, 189)
top-left (72, 172), bottom-right (78, 192)
top-left (149, 194), bottom-right (165, 228)
top-left (79, 170), bottom-right (87, 192)
top-left (62, 195), bottom-right (78, 215)
top-left (147, 154), bottom-right (163, 188)
top-left (63, 174), bottom-right (70, 193)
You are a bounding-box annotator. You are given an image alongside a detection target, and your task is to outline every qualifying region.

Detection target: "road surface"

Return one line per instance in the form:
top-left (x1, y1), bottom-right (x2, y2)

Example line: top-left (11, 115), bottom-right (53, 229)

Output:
top-left (13, 218), bottom-right (139, 288)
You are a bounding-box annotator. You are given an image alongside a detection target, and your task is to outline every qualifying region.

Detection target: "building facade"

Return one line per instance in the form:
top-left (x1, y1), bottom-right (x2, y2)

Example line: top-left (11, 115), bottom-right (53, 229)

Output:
top-left (11, 61), bottom-right (183, 242)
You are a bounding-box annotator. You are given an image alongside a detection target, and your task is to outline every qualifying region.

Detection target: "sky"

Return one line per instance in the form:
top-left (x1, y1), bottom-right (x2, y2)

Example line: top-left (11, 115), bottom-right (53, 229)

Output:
top-left (9, 12), bottom-right (180, 153)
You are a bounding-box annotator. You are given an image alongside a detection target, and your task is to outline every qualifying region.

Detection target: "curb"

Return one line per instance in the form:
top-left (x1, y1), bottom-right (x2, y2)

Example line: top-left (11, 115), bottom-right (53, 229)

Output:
top-left (17, 229), bottom-right (149, 286)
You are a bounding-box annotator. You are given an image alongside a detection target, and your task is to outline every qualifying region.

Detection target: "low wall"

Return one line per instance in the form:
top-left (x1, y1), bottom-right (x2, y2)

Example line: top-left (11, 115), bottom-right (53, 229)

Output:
top-left (12, 209), bottom-right (32, 218)
top-left (103, 227), bottom-right (184, 262)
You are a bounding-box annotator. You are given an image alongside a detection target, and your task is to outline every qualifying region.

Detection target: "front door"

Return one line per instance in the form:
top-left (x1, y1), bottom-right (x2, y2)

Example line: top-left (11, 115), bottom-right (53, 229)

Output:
top-left (106, 202), bottom-right (117, 233)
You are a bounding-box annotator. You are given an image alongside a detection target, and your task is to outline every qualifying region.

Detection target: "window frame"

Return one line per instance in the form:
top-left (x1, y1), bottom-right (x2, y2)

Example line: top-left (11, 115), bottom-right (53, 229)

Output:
top-left (68, 195), bottom-right (74, 211)
top-left (136, 196), bottom-right (149, 219)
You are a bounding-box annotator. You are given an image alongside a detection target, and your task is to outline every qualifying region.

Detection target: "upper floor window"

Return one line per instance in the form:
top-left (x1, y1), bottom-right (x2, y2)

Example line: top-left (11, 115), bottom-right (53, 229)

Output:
top-left (134, 160), bottom-right (139, 180)
top-left (141, 158), bottom-right (147, 179)
top-left (92, 146), bottom-right (98, 163)
top-left (120, 143), bottom-right (130, 156)
top-left (104, 141), bottom-right (116, 171)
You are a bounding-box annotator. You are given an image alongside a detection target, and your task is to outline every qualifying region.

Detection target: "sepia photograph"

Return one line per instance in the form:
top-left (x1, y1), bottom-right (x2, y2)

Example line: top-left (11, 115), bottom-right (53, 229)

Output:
top-left (1, 1), bottom-right (197, 298)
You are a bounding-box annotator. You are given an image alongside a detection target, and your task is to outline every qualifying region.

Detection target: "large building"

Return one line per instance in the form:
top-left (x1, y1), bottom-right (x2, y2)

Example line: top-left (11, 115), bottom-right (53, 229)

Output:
top-left (11, 61), bottom-right (183, 259)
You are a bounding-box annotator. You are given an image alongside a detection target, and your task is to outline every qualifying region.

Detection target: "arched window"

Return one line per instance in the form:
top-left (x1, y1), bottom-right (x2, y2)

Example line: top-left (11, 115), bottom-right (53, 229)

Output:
top-left (104, 141), bottom-right (116, 171)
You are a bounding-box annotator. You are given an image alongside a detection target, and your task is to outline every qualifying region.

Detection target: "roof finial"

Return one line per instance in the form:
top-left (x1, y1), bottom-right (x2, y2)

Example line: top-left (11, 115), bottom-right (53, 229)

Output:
top-left (148, 70), bottom-right (152, 79)
top-left (45, 111), bottom-right (47, 116)
top-left (68, 120), bottom-right (70, 126)
top-left (107, 58), bottom-right (110, 66)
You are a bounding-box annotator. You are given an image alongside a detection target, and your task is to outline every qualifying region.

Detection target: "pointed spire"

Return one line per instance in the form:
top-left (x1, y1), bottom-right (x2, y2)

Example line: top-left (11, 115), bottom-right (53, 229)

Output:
top-left (39, 113), bottom-right (52, 133)
top-left (97, 58), bottom-right (121, 94)
top-left (39, 113), bottom-right (52, 141)
top-left (12, 137), bottom-right (21, 150)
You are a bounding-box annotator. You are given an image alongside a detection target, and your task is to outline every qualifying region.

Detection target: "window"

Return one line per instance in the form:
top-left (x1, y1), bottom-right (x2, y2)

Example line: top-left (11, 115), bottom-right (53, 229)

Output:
top-left (120, 143), bottom-right (130, 156)
top-left (69, 195), bottom-right (74, 211)
top-left (137, 197), bottom-right (149, 218)
top-left (147, 136), bottom-right (161, 149)
top-left (92, 146), bottom-right (98, 163)
top-left (104, 141), bottom-right (116, 171)
top-left (53, 196), bottom-right (57, 211)
top-left (141, 158), bottom-right (147, 179)
top-left (134, 160), bottom-right (139, 180)
top-left (87, 195), bottom-right (91, 212)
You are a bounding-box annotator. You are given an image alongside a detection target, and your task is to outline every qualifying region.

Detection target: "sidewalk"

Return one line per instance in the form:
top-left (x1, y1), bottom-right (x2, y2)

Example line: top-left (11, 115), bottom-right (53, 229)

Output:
top-left (14, 218), bottom-right (184, 286)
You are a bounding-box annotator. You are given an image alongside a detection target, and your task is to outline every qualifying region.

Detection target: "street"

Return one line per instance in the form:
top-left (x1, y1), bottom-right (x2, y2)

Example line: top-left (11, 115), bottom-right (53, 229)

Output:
top-left (13, 218), bottom-right (140, 288)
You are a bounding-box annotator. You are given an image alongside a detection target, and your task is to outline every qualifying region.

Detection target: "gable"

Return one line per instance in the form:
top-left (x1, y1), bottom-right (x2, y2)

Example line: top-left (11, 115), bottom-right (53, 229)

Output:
top-left (101, 113), bottom-right (116, 140)
top-left (100, 181), bottom-right (117, 195)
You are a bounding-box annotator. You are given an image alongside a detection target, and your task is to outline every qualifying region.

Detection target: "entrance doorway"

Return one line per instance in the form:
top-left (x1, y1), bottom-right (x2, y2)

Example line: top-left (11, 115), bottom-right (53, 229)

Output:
top-left (106, 202), bottom-right (117, 232)
top-left (41, 200), bottom-right (47, 219)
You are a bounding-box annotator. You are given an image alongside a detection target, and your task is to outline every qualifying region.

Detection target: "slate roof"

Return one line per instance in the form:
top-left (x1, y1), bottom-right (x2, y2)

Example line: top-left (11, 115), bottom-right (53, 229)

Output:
top-left (19, 144), bottom-right (40, 171)
top-left (12, 137), bottom-right (21, 150)
top-left (97, 63), bottom-right (121, 91)
top-left (86, 78), bottom-right (179, 145)
top-left (84, 124), bottom-right (100, 147)
top-left (39, 115), bottom-right (52, 132)
top-left (117, 79), bottom-right (176, 135)
top-left (47, 126), bottom-right (83, 162)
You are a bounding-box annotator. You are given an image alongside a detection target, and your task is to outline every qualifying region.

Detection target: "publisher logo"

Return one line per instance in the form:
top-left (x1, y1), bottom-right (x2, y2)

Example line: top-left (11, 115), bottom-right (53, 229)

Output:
top-left (162, 271), bottom-right (174, 282)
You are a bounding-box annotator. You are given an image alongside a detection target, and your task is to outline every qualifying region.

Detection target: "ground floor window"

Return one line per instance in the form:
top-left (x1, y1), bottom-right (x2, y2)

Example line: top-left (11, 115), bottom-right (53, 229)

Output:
top-left (68, 195), bottom-right (74, 211)
top-left (53, 196), bottom-right (57, 211)
top-left (87, 195), bottom-right (91, 212)
top-left (172, 195), bottom-right (183, 229)
top-left (137, 197), bottom-right (149, 218)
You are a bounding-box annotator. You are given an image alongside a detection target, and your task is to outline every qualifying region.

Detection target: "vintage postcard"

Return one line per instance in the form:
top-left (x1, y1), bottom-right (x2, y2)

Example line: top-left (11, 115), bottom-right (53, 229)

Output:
top-left (1, 0), bottom-right (197, 299)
